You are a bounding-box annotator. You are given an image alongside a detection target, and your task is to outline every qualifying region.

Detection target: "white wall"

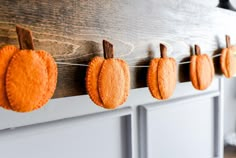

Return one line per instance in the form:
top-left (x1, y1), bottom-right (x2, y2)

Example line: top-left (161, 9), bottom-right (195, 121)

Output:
top-left (230, 1), bottom-right (236, 7)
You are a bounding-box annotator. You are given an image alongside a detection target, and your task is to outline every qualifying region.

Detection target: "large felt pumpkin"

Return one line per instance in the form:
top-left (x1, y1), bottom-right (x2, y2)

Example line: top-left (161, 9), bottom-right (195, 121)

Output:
top-left (190, 45), bottom-right (214, 90)
top-left (86, 40), bottom-right (130, 109)
top-left (220, 35), bottom-right (236, 78)
top-left (0, 26), bottom-right (57, 112)
top-left (147, 43), bottom-right (177, 100)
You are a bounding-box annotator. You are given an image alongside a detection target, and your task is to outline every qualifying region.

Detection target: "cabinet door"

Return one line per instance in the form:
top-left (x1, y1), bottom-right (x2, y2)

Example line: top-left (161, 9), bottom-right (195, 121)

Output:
top-left (0, 110), bottom-right (132, 158)
top-left (139, 95), bottom-right (219, 158)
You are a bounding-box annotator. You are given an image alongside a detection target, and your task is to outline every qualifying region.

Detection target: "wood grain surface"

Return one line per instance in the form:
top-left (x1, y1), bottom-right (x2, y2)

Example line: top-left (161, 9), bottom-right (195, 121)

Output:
top-left (0, 0), bottom-right (235, 98)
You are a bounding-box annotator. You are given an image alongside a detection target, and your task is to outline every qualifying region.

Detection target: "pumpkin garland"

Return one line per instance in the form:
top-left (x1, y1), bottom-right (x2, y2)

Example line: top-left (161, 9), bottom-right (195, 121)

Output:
top-left (190, 45), bottom-right (215, 90)
top-left (0, 25), bottom-right (57, 112)
top-left (0, 25), bottom-right (234, 112)
top-left (147, 43), bottom-right (177, 100)
top-left (86, 40), bottom-right (130, 109)
top-left (220, 35), bottom-right (236, 78)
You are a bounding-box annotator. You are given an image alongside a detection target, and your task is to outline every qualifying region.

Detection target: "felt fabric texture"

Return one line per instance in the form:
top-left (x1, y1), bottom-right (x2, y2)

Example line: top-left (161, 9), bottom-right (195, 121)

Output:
top-left (98, 59), bottom-right (129, 109)
top-left (114, 59), bottom-right (130, 106)
top-left (6, 50), bottom-right (48, 112)
top-left (157, 58), bottom-right (176, 99)
top-left (220, 47), bottom-right (236, 78)
top-left (37, 50), bottom-right (58, 106)
top-left (0, 45), bottom-right (19, 110)
top-left (147, 58), bottom-right (176, 100)
top-left (86, 57), bottom-right (104, 107)
top-left (190, 54), bottom-right (215, 90)
top-left (147, 58), bottom-right (162, 99)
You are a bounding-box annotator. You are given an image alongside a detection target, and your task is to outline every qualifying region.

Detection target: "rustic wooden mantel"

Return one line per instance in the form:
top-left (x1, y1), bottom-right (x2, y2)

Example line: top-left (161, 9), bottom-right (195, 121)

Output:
top-left (0, 0), bottom-right (235, 98)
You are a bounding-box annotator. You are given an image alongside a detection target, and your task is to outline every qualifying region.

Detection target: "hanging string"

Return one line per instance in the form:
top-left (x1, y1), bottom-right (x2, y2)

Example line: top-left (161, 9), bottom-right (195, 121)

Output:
top-left (56, 53), bottom-right (223, 68)
top-left (56, 62), bottom-right (88, 66)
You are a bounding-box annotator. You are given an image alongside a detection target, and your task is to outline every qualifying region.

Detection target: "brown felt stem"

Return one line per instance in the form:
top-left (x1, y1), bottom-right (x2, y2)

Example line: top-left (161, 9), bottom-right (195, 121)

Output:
top-left (194, 45), bottom-right (201, 55)
top-left (103, 40), bottom-right (114, 59)
top-left (160, 43), bottom-right (167, 58)
top-left (226, 35), bottom-right (231, 48)
top-left (16, 25), bottom-right (34, 50)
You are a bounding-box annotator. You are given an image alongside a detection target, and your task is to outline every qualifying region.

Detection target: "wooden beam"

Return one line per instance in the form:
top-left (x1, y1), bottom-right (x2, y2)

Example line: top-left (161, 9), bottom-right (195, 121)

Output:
top-left (0, 0), bottom-right (235, 98)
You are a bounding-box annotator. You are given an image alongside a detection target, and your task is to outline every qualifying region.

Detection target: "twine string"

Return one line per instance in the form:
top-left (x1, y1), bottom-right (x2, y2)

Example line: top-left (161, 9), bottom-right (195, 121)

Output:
top-left (56, 53), bottom-right (223, 68)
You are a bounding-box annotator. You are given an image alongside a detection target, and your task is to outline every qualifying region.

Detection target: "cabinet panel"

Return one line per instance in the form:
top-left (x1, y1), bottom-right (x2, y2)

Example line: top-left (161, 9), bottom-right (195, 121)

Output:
top-left (139, 94), bottom-right (219, 158)
top-left (0, 110), bottom-right (132, 158)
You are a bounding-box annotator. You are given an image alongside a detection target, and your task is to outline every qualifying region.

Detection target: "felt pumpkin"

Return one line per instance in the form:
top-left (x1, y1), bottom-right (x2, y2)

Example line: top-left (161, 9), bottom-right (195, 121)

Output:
top-left (147, 43), bottom-right (177, 100)
top-left (190, 45), bottom-right (214, 90)
top-left (3, 26), bottom-right (58, 112)
top-left (220, 35), bottom-right (236, 78)
top-left (86, 40), bottom-right (130, 109)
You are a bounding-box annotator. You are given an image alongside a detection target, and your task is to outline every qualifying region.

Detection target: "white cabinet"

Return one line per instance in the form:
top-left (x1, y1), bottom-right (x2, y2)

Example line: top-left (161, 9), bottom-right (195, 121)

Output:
top-left (0, 79), bottom-right (223, 158)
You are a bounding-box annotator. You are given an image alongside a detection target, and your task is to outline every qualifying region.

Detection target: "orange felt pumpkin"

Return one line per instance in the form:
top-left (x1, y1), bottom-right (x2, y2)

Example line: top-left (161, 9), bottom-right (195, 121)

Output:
top-left (220, 35), bottom-right (236, 78)
top-left (3, 26), bottom-right (57, 112)
top-left (86, 40), bottom-right (130, 109)
top-left (147, 43), bottom-right (177, 100)
top-left (190, 45), bottom-right (215, 90)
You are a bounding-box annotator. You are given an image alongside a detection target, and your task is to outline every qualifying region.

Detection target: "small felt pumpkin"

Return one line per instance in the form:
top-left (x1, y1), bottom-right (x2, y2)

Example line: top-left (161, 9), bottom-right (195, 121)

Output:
top-left (86, 40), bottom-right (130, 109)
top-left (190, 45), bottom-right (214, 90)
top-left (4, 26), bottom-right (57, 112)
top-left (220, 35), bottom-right (236, 78)
top-left (147, 43), bottom-right (177, 100)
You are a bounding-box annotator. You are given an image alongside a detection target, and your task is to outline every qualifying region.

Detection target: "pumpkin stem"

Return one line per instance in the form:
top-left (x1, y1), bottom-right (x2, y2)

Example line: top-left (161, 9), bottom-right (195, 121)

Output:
top-left (103, 40), bottom-right (114, 59)
top-left (226, 35), bottom-right (231, 48)
top-left (16, 25), bottom-right (34, 50)
top-left (194, 45), bottom-right (201, 55)
top-left (160, 43), bottom-right (167, 58)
